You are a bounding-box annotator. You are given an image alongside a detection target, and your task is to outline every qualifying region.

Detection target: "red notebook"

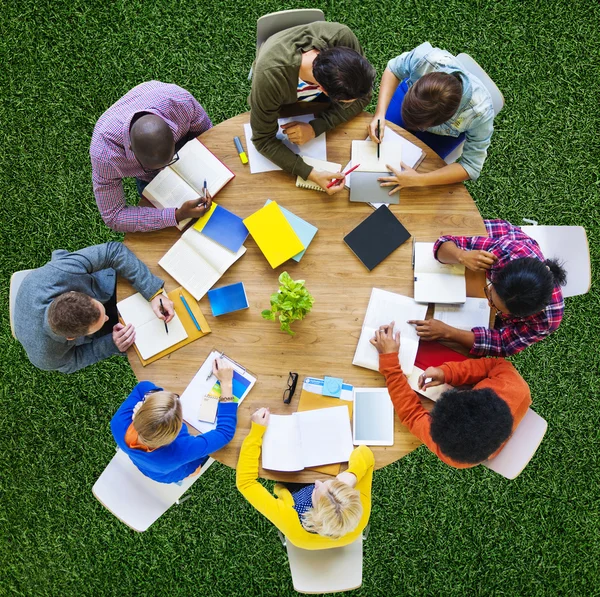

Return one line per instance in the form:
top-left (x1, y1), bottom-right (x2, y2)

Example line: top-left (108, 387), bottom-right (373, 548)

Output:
top-left (415, 341), bottom-right (468, 370)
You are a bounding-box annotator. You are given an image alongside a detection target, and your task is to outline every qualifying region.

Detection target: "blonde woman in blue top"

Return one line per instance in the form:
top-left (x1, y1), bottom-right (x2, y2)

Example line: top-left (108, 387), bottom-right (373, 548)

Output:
top-left (110, 358), bottom-right (237, 484)
top-left (368, 42), bottom-right (496, 192)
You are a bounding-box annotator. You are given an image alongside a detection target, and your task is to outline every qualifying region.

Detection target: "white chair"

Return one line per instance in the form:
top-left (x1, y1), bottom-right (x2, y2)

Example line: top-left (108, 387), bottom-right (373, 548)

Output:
top-left (445, 53), bottom-right (505, 164)
top-left (249, 9), bottom-right (325, 79)
top-left (482, 408), bottom-right (547, 479)
top-left (93, 448), bottom-right (214, 532)
top-left (9, 269), bottom-right (34, 338)
top-left (520, 224), bottom-right (591, 298)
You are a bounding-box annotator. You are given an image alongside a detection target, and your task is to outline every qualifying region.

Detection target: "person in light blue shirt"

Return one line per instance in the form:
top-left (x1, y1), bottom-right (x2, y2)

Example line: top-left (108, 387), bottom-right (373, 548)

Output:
top-left (368, 42), bottom-right (496, 193)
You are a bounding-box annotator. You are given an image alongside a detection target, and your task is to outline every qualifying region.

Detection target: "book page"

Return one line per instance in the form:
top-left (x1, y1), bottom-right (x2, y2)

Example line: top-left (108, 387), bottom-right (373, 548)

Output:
top-left (407, 367), bottom-right (454, 402)
top-left (380, 127), bottom-right (424, 169)
top-left (262, 415), bottom-right (304, 472)
top-left (352, 140), bottom-right (401, 173)
top-left (117, 293), bottom-right (157, 328)
top-left (143, 166), bottom-right (200, 209)
top-left (414, 272), bottom-right (467, 304)
top-left (181, 227), bottom-right (246, 274)
top-left (414, 242), bottom-right (465, 275)
top-left (353, 289), bottom-right (427, 373)
top-left (132, 313), bottom-right (188, 361)
top-left (434, 298), bottom-right (491, 330)
top-left (171, 139), bottom-right (234, 196)
top-left (296, 406), bottom-right (354, 468)
top-left (158, 239), bottom-right (220, 301)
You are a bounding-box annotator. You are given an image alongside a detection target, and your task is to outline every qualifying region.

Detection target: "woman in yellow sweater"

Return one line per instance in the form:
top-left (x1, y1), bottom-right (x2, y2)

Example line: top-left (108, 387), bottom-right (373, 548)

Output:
top-left (236, 408), bottom-right (375, 550)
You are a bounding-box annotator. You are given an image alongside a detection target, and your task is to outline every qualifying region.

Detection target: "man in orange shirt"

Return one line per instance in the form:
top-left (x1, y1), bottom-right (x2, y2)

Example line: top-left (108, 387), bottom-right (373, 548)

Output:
top-left (371, 322), bottom-right (531, 468)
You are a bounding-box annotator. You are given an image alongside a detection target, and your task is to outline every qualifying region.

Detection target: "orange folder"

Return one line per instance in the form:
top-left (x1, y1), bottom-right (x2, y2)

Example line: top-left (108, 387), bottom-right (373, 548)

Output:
top-left (297, 389), bottom-right (354, 476)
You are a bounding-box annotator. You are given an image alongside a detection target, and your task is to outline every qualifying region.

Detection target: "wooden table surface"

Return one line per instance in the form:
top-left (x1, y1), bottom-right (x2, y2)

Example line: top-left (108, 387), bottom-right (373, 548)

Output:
top-left (119, 111), bottom-right (487, 482)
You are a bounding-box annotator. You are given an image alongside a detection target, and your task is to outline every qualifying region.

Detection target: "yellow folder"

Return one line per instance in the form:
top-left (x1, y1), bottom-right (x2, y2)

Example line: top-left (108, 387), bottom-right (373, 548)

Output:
top-left (243, 201), bottom-right (305, 268)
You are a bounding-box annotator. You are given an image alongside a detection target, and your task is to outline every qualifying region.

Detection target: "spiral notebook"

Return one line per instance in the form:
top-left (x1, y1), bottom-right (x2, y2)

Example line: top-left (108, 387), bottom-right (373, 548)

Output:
top-left (296, 156), bottom-right (342, 191)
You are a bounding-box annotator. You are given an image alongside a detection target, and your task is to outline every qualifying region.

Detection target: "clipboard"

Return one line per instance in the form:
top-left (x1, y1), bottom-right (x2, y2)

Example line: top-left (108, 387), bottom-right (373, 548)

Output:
top-left (297, 389), bottom-right (354, 476)
top-left (127, 287), bottom-right (211, 366)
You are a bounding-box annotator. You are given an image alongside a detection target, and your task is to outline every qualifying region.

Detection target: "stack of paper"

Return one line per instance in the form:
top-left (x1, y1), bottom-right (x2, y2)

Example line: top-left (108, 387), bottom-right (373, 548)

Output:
top-left (243, 201), bottom-right (305, 268)
top-left (264, 199), bottom-right (317, 261)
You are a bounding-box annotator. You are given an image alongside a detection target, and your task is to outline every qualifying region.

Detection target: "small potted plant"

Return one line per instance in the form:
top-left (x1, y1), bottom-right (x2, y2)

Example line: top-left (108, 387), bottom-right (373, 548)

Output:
top-left (261, 272), bottom-right (314, 336)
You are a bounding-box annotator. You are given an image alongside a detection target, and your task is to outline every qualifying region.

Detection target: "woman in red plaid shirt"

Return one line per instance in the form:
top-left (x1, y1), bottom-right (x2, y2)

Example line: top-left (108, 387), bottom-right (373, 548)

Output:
top-left (409, 220), bottom-right (567, 356)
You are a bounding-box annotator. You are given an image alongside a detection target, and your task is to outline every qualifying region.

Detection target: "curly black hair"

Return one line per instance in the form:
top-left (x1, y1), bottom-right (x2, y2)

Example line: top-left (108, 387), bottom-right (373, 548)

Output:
top-left (430, 387), bottom-right (513, 464)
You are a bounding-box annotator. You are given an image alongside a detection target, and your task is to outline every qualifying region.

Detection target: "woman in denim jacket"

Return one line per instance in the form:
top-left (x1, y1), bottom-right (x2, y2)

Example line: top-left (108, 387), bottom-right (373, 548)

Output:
top-left (369, 42), bottom-right (496, 192)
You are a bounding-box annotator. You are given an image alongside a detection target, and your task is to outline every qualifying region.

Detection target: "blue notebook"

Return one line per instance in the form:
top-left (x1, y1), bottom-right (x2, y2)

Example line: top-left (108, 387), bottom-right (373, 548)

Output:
top-left (201, 205), bottom-right (249, 253)
top-left (207, 282), bottom-right (249, 316)
top-left (265, 199), bottom-right (317, 262)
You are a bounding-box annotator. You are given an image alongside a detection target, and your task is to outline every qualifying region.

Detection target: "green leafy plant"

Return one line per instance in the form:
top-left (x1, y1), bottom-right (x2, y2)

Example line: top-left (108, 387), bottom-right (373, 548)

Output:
top-left (261, 271), bottom-right (315, 335)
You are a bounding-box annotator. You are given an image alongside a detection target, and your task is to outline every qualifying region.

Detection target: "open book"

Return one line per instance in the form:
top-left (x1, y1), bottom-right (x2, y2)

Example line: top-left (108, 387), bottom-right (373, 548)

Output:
top-left (143, 138), bottom-right (235, 229)
top-left (413, 241), bottom-right (466, 304)
top-left (353, 288), bottom-right (428, 374)
top-left (434, 297), bottom-right (491, 330)
top-left (262, 406), bottom-right (354, 472)
top-left (117, 293), bottom-right (188, 361)
top-left (159, 227), bottom-right (246, 301)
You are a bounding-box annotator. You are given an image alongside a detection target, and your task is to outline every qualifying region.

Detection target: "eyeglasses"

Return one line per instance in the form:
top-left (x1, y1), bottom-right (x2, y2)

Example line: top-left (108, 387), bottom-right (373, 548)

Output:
top-left (283, 372), bottom-right (299, 404)
top-left (137, 151), bottom-right (180, 175)
top-left (483, 281), bottom-right (502, 315)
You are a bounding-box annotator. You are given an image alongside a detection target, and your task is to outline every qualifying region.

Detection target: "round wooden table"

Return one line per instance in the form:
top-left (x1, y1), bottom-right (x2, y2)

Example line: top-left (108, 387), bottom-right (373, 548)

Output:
top-left (119, 111), bottom-right (487, 482)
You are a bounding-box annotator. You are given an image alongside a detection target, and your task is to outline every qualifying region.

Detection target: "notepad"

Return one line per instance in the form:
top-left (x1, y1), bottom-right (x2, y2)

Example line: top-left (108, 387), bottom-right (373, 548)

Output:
top-left (200, 205), bottom-right (249, 253)
top-left (434, 297), bottom-right (491, 330)
top-left (295, 156), bottom-right (342, 191)
top-left (353, 288), bottom-right (428, 374)
top-left (407, 367), bottom-right (454, 402)
top-left (117, 293), bottom-right (188, 361)
top-left (208, 282), bottom-right (249, 316)
top-left (351, 138), bottom-right (402, 173)
top-left (413, 241), bottom-right (466, 304)
top-left (243, 201), bottom-right (305, 268)
top-left (159, 227), bottom-right (246, 300)
top-left (264, 199), bottom-right (317, 261)
top-left (261, 406), bottom-right (354, 472)
top-left (344, 206), bottom-right (411, 271)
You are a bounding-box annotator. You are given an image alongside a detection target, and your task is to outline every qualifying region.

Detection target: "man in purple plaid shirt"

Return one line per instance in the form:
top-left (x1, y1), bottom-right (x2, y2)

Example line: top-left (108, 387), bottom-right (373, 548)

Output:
top-left (90, 81), bottom-right (213, 232)
top-left (408, 220), bottom-right (567, 356)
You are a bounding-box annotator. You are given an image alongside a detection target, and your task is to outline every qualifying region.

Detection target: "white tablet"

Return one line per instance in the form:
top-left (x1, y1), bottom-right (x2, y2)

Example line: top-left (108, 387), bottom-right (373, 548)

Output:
top-left (353, 388), bottom-right (395, 446)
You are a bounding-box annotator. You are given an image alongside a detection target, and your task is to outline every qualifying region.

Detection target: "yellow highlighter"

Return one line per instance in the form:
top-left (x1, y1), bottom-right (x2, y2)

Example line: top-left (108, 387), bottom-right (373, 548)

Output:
top-left (234, 136), bottom-right (248, 165)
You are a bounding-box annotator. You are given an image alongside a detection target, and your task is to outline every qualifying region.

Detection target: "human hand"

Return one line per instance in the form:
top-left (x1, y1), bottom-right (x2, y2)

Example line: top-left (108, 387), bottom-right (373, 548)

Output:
top-left (175, 191), bottom-right (213, 222)
top-left (407, 318), bottom-right (453, 341)
top-left (368, 113), bottom-right (386, 144)
top-left (112, 323), bottom-right (136, 352)
top-left (369, 320), bottom-right (400, 354)
top-left (213, 358), bottom-right (234, 395)
top-left (308, 169), bottom-right (345, 195)
top-left (418, 367), bottom-right (446, 390)
top-left (458, 249), bottom-right (498, 272)
top-left (280, 121), bottom-right (316, 145)
top-left (251, 407), bottom-right (270, 427)
top-left (150, 294), bottom-right (175, 323)
top-left (378, 161), bottom-right (419, 195)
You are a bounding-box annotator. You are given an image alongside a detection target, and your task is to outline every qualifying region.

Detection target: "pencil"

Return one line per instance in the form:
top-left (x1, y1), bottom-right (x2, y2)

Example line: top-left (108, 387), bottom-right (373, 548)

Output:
top-left (159, 298), bottom-right (169, 334)
top-left (179, 293), bottom-right (201, 331)
top-left (377, 119), bottom-right (380, 159)
top-left (326, 163), bottom-right (361, 188)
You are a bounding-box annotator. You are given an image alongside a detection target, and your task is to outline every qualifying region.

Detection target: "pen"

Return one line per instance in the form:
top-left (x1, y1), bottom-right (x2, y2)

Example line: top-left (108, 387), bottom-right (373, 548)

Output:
top-left (326, 163), bottom-right (361, 188)
top-left (412, 237), bottom-right (416, 269)
top-left (203, 179), bottom-right (207, 201)
top-left (206, 352), bottom-right (225, 381)
top-left (234, 136), bottom-right (248, 164)
top-left (159, 298), bottom-right (169, 334)
top-left (377, 119), bottom-right (380, 159)
top-left (179, 293), bottom-right (201, 331)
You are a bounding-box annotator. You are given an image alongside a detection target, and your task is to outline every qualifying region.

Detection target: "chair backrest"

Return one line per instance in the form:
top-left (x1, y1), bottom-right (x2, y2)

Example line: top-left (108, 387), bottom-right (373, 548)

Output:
top-left (285, 536), bottom-right (363, 593)
top-left (92, 448), bottom-right (211, 532)
top-left (456, 53), bottom-right (505, 116)
top-left (483, 408), bottom-right (547, 479)
top-left (10, 269), bottom-right (34, 339)
top-left (520, 225), bottom-right (591, 298)
top-left (256, 9), bottom-right (325, 50)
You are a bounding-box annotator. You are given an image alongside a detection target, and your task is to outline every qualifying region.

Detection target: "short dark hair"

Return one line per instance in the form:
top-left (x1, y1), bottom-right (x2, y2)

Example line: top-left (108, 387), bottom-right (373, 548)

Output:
top-left (401, 72), bottom-right (463, 130)
top-left (48, 292), bottom-right (100, 338)
top-left (493, 258), bottom-right (567, 317)
top-left (430, 387), bottom-right (513, 464)
top-left (130, 113), bottom-right (174, 169)
top-left (312, 47), bottom-right (375, 102)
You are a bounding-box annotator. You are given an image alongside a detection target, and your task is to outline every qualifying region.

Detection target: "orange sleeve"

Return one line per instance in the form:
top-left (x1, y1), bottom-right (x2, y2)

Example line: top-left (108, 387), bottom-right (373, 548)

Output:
top-left (440, 357), bottom-right (512, 387)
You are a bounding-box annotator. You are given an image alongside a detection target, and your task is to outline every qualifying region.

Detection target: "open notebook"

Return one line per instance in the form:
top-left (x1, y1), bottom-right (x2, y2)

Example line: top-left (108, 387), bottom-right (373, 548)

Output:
top-left (434, 297), bottom-right (491, 330)
top-left (296, 156), bottom-right (342, 191)
top-left (159, 227), bottom-right (246, 300)
top-left (143, 138), bottom-right (235, 229)
top-left (262, 406), bottom-right (354, 472)
top-left (353, 288), bottom-right (427, 374)
top-left (117, 293), bottom-right (188, 361)
top-left (413, 241), bottom-right (466, 304)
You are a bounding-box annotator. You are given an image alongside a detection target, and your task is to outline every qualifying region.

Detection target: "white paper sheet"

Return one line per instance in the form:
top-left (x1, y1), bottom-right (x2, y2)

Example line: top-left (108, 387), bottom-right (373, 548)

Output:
top-left (434, 298), bottom-right (491, 331)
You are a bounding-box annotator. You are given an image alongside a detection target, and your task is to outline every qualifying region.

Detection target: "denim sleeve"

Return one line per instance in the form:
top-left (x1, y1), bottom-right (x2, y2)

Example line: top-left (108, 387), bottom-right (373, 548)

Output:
top-left (386, 42), bottom-right (433, 80)
top-left (458, 115), bottom-right (494, 180)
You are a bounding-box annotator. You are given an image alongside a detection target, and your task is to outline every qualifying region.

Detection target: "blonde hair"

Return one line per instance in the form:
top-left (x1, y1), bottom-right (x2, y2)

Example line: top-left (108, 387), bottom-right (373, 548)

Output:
top-left (301, 480), bottom-right (363, 539)
top-left (133, 391), bottom-right (182, 449)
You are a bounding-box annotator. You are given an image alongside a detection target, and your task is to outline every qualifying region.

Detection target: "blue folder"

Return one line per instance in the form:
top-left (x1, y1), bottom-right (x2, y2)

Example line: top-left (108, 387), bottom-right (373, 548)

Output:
top-left (201, 205), bottom-right (249, 253)
top-left (265, 199), bottom-right (318, 261)
top-left (207, 282), bottom-right (249, 316)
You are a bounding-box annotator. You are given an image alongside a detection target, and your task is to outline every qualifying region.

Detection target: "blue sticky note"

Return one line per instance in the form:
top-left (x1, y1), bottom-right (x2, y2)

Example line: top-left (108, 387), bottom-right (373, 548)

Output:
top-left (202, 205), bottom-right (249, 253)
top-left (207, 282), bottom-right (249, 316)
top-left (323, 376), bottom-right (343, 398)
top-left (265, 199), bottom-right (317, 261)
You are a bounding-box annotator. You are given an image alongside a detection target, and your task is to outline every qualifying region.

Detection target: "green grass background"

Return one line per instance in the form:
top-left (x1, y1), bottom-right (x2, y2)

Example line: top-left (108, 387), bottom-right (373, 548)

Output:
top-left (1, 1), bottom-right (599, 595)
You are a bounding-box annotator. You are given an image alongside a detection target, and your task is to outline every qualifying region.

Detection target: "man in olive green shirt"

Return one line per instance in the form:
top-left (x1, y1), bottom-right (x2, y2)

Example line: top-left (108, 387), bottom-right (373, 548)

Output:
top-left (250, 22), bottom-right (375, 194)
